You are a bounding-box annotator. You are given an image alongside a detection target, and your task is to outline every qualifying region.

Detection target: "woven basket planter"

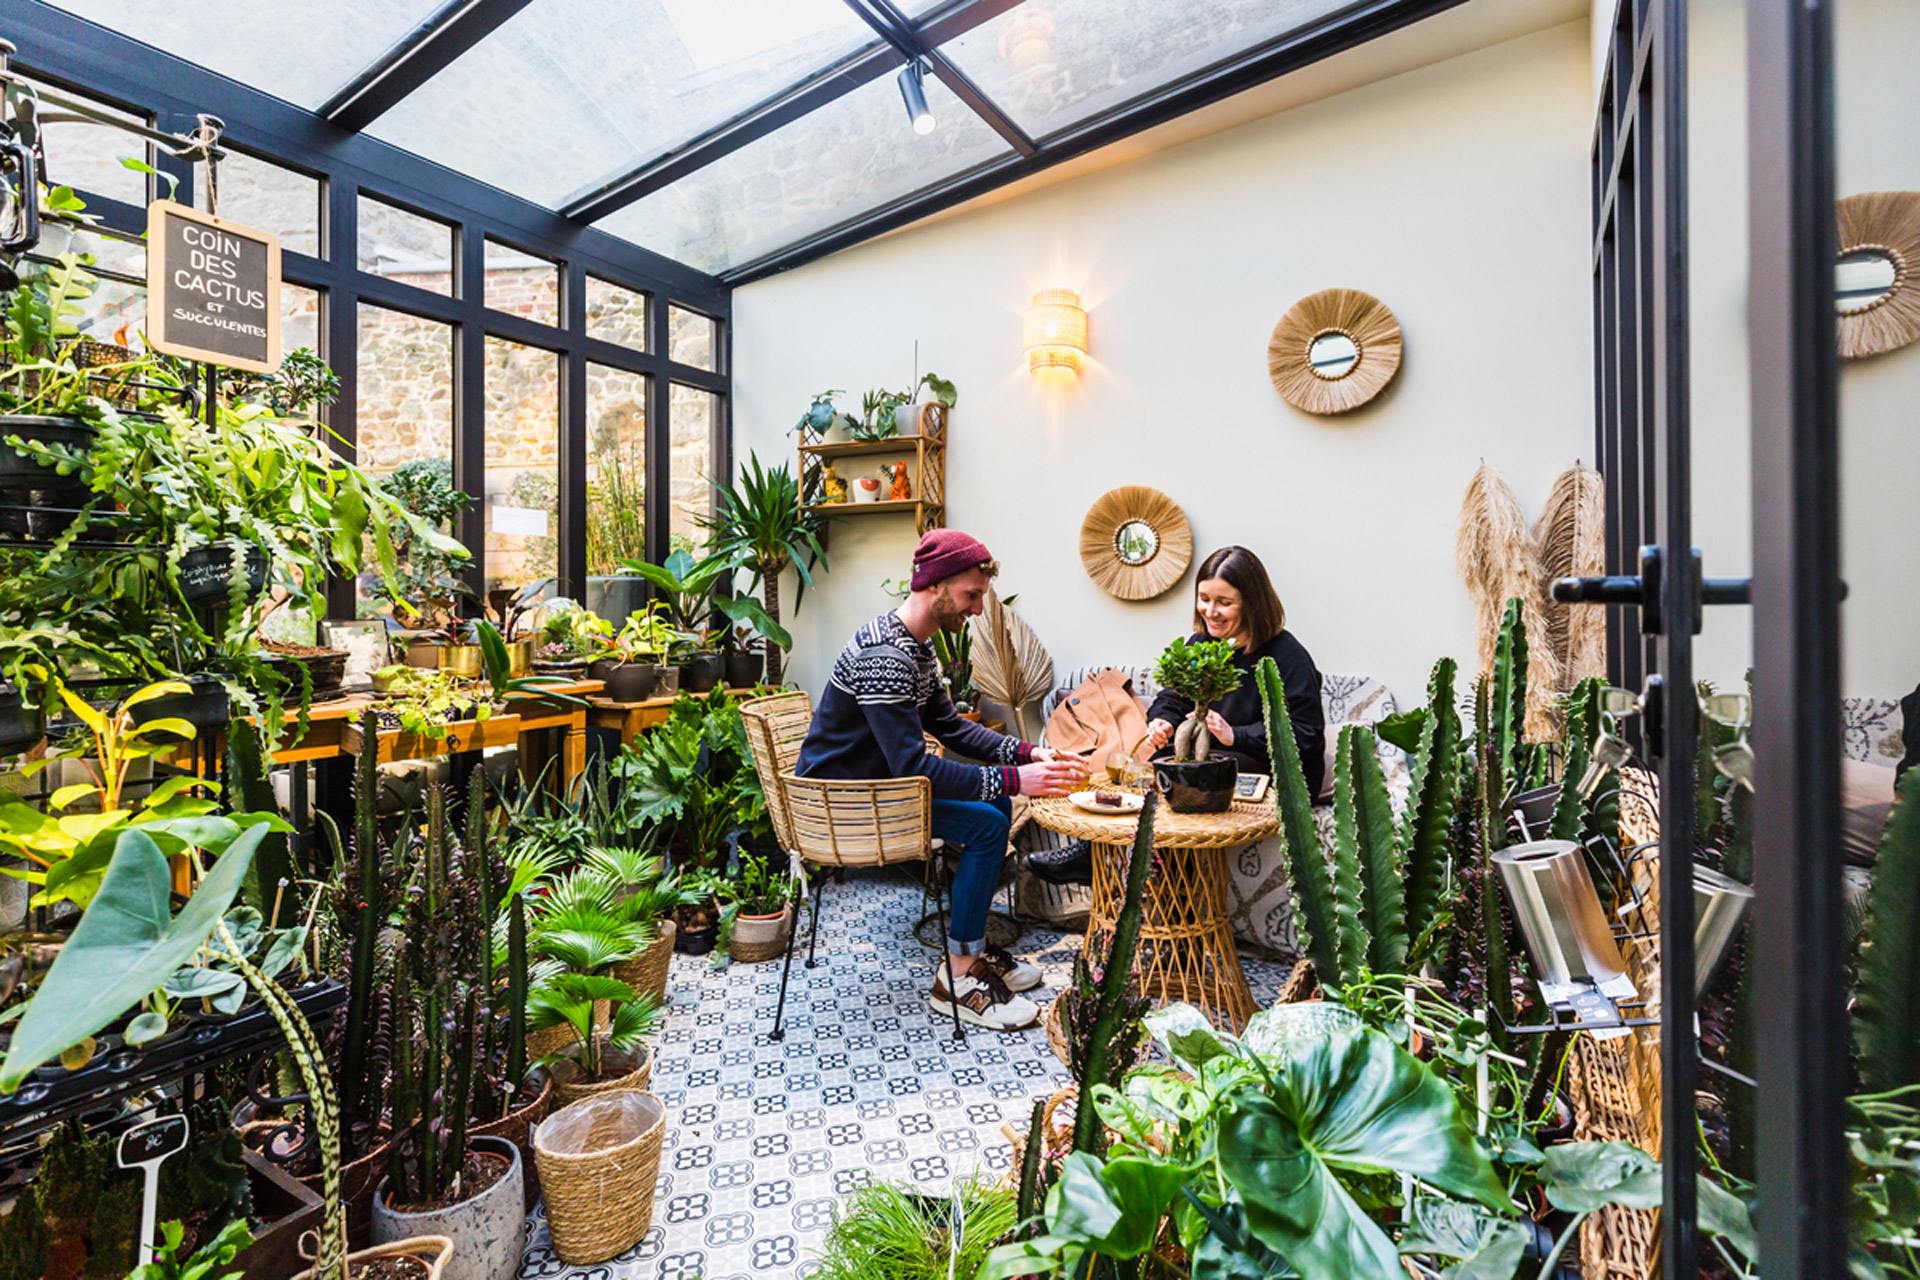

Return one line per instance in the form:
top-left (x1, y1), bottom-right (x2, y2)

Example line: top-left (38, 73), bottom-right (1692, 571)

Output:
top-left (612, 920), bottom-right (675, 1007)
top-left (525, 1004), bottom-right (609, 1063)
top-left (549, 1039), bottom-right (654, 1111)
top-left (288, 1234), bottom-right (453, 1280)
top-left (533, 1092), bottom-right (666, 1265)
top-left (729, 904), bottom-right (794, 964)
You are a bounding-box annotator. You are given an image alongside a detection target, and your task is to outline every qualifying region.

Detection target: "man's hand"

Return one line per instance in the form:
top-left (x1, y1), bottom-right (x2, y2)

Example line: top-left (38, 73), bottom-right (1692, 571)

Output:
top-left (1146, 718), bottom-right (1174, 749)
top-left (1018, 757), bottom-right (1088, 796)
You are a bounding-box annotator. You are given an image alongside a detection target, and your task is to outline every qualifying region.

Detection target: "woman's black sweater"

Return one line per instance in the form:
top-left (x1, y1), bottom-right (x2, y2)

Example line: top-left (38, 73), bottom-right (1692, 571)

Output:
top-left (1147, 630), bottom-right (1326, 795)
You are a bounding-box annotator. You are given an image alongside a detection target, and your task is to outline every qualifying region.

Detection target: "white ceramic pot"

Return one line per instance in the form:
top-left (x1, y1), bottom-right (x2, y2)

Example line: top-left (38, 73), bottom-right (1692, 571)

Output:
top-left (851, 476), bottom-right (884, 504)
top-left (371, 1135), bottom-right (525, 1280)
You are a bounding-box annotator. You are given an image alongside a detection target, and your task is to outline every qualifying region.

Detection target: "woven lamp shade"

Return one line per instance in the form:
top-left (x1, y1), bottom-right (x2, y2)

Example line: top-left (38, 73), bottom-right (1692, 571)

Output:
top-left (1025, 289), bottom-right (1087, 372)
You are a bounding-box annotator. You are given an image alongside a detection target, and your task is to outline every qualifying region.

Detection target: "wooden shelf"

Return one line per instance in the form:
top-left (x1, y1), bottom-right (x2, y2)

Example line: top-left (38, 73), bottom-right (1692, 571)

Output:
top-left (805, 499), bottom-right (933, 517)
top-left (799, 436), bottom-right (934, 459)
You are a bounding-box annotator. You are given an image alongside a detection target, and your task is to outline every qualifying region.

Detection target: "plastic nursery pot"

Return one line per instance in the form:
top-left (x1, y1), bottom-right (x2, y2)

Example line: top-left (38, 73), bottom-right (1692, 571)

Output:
top-left (0, 414), bottom-right (94, 483)
top-left (1154, 757), bottom-right (1238, 814)
top-left (678, 653), bottom-right (721, 694)
top-left (0, 684), bottom-right (45, 755)
top-left (371, 1134), bottom-right (525, 1280)
top-left (723, 650), bottom-right (764, 689)
top-left (127, 676), bottom-right (231, 735)
top-left (176, 540), bottom-right (269, 607)
top-left (0, 479), bottom-right (90, 540)
top-left (675, 921), bottom-right (717, 955)
top-left (1510, 784), bottom-right (1561, 842)
top-left (593, 660), bottom-right (659, 702)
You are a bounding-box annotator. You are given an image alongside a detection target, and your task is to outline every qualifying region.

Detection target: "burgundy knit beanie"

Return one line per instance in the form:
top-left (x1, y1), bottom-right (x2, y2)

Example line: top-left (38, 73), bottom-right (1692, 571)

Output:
top-left (909, 528), bottom-right (996, 591)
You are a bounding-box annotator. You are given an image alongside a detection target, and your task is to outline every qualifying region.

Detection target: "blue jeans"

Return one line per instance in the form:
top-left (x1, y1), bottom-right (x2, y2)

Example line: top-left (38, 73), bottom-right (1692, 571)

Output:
top-left (930, 797), bottom-right (1012, 954)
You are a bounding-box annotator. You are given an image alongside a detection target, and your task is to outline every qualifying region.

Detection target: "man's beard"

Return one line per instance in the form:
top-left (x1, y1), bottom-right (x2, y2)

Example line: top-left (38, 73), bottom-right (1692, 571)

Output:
top-left (930, 593), bottom-right (968, 632)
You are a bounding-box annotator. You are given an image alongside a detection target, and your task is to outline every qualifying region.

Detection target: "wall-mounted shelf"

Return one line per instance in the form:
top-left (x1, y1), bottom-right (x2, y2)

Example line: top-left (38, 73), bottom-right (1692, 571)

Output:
top-left (798, 405), bottom-right (948, 537)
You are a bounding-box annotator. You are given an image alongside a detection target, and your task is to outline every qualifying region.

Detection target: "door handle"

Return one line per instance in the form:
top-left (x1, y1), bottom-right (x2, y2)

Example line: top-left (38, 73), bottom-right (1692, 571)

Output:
top-left (1552, 546), bottom-right (1751, 636)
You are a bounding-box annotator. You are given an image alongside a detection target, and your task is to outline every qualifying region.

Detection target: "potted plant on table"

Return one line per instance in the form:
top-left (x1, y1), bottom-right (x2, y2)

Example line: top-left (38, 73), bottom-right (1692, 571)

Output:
top-left (713, 593), bottom-right (789, 689)
top-left (1151, 636), bottom-right (1243, 812)
top-left (898, 371), bottom-right (957, 437)
top-left (699, 453), bottom-right (827, 687)
top-left (585, 602), bottom-right (674, 701)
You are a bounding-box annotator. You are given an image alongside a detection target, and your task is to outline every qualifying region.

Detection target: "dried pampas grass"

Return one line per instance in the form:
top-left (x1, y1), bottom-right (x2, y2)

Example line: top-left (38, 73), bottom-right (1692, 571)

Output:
top-left (1836, 191), bottom-right (1920, 360)
top-left (1456, 461), bottom-right (1563, 739)
top-left (1533, 464), bottom-right (1608, 687)
top-left (971, 588), bottom-right (1054, 741)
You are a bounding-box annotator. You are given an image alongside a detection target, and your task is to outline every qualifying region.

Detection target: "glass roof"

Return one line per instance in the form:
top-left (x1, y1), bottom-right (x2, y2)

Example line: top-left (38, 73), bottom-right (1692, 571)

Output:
top-left (49, 0), bottom-right (1402, 280)
top-left (49, 0), bottom-right (450, 111)
top-left (367, 0), bottom-right (880, 210)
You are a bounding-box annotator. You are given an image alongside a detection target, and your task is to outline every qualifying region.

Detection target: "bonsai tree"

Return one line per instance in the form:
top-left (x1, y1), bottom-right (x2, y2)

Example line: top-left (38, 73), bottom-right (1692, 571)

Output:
top-left (699, 453), bottom-right (827, 686)
top-left (1153, 636), bottom-right (1242, 762)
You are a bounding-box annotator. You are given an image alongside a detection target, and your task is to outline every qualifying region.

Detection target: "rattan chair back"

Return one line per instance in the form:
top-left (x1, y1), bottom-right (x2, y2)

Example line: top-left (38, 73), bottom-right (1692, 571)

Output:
top-left (739, 691), bottom-right (814, 852)
top-left (783, 774), bottom-right (934, 870)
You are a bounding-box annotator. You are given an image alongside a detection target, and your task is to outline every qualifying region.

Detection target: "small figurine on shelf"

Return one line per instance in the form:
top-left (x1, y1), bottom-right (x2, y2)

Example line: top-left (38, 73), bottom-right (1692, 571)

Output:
top-left (888, 462), bottom-right (912, 502)
top-left (852, 473), bottom-right (883, 504)
top-left (819, 462), bottom-right (848, 504)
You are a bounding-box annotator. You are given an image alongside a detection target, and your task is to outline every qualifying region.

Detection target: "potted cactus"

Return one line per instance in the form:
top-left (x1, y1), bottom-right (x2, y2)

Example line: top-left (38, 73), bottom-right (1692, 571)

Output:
top-left (1152, 637), bottom-right (1243, 812)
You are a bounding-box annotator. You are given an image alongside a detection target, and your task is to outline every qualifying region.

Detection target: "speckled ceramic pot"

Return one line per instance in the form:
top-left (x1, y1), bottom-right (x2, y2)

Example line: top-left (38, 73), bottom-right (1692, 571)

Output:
top-left (371, 1135), bottom-right (524, 1280)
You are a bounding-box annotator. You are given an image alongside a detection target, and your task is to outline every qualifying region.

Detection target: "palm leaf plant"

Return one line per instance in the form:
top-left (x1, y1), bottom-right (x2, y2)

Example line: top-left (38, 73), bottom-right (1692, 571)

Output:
top-left (524, 975), bottom-right (659, 1081)
top-left (698, 452), bottom-right (828, 686)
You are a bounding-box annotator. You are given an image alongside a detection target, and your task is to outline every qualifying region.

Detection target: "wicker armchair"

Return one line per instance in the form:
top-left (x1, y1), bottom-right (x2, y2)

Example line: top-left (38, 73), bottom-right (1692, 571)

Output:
top-left (739, 691), bottom-right (963, 1040)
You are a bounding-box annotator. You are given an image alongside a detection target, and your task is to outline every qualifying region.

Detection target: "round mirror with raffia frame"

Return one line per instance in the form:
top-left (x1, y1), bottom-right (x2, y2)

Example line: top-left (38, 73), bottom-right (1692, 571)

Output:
top-left (1836, 191), bottom-right (1920, 360)
top-left (1268, 288), bottom-right (1402, 414)
top-left (1080, 486), bottom-right (1191, 600)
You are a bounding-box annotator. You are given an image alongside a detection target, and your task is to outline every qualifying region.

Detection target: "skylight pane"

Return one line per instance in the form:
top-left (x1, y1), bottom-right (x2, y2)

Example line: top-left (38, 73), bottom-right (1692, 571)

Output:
top-left (595, 71), bottom-right (1012, 275)
top-left (47, 0), bottom-right (450, 111)
top-left (367, 0), bottom-right (877, 209)
top-left (937, 0), bottom-right (1366, 138)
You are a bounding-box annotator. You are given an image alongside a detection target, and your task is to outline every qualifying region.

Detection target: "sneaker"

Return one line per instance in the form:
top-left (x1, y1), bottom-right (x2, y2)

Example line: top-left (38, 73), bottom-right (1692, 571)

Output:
top-left (1027, 839), bottom-right (1093, 886)
top-left (929, 965), bottom-right (1041, 1030)
top-left (977, 945), bottom-right (1044, 993)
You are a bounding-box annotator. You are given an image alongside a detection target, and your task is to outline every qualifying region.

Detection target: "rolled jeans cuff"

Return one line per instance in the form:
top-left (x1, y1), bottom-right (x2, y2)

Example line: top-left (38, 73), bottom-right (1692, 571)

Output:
top-left (948, 934), bottom-right (987, 956)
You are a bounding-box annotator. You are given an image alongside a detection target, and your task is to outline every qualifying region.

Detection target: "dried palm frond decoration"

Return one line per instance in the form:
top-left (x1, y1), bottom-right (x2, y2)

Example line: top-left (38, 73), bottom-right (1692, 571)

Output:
top-left (971, 588), bottom-right (1054, 740)
top-left (1533, 464), bottom-right (1608, 688)
top-left (1836, 191), bottom-right (1920, 360)
top-left (1267, 288), bottom-right (1402, 415)
top-left (1079, 486), bottom-right (1192, 601)
top-left (1456, 461), bottom-right (1563, 739)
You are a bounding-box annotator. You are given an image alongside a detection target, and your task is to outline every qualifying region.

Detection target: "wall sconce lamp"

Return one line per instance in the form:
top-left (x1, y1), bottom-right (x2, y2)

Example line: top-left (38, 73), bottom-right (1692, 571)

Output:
top-left (1024, 288), bottom-right (1087, 373)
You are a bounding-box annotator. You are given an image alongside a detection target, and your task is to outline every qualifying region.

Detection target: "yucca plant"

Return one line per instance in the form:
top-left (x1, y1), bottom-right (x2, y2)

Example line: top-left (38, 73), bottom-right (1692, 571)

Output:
top-left (699, 452), bottom-right (828, 686)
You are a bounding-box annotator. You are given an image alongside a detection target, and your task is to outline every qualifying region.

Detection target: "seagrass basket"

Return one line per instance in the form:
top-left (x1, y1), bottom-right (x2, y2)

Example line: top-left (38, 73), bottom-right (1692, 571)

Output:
top-left (611, 920), bottom-right (675, 1007)
top-left (533, 1092), bottom-right (665, 1264)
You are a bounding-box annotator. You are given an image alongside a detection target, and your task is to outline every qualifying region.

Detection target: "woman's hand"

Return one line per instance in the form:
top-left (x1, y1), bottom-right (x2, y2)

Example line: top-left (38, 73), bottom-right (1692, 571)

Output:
top-left (1146, 718), bottom-right (1174, 749)
top-left (1204, 710), bottom-right (1234, 747)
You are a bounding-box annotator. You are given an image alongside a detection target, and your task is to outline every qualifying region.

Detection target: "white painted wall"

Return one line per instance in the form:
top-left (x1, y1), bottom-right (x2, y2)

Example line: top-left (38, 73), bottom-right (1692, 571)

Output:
top-left (733, 21), bottom-right (1596, 710)
top-left (1686, 0), bottom-right (1920, 699)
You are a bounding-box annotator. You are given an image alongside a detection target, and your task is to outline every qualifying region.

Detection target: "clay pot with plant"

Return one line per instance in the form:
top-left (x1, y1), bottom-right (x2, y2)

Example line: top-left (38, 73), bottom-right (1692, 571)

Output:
top-left (1152, 636), bottom-right (1244, 813)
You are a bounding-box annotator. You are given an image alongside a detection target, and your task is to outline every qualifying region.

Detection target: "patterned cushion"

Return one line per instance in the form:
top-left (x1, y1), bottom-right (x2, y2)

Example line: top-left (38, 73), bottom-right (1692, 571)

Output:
top-left (1024, 664), bottom-right (1400, 955)
top-left (1844, 696), bottom-right (1905, 767)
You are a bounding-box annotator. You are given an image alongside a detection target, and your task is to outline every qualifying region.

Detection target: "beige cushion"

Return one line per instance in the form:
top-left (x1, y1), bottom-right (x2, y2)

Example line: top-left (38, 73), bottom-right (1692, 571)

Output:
top-left (1844, 757), bottom-right (1897, 867)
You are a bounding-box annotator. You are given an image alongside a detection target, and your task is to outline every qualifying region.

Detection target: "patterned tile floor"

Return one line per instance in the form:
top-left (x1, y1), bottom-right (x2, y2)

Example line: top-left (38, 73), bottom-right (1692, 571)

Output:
top-left (517, 867), bottom-right (1291, 1280)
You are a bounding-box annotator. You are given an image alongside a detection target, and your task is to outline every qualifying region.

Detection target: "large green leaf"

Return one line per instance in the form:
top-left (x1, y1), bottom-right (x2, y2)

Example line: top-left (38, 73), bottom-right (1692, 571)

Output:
top-left (1537, 1141), bottom-right (1663, 1213)
top-left (1398, 1199), bottom-right (1529, 1280)
top-left (714, 594), bottom-right (793, 651)
top-left (1216, 1027), bottom-right (1512, 1280)
top-left (1, 825), bottom-right (264, 1090)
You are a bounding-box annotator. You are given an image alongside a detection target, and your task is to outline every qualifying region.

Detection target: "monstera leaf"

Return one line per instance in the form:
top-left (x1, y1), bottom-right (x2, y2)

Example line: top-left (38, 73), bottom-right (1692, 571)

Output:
top-left (978, 1152), bottom-right (1195, 1279)
top-left (1215, 1026), bottom-right (1513, 1279)
top-left (1399, 1199), bottom-right (1530, 1280)
top-left (0, 825), bottom-right (264, 1091)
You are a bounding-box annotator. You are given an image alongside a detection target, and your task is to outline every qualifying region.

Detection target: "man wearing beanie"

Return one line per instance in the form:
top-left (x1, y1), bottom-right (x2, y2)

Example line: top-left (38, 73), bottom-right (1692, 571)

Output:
top-left (796, 528), bottom-right (1088, 1030)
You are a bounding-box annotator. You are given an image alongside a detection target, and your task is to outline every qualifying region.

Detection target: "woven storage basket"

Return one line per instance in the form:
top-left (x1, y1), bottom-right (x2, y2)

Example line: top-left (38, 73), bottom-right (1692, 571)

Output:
top-left (612, 920), bottom-right (676, 1007)
top-left (533, 1091), bottom-right (665, 1265)
top-left (549, 1040), bottom-right (653, 1110)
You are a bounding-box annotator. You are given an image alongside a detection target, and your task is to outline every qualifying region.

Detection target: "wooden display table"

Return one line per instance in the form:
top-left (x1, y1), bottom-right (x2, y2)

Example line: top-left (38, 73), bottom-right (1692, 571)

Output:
top-left (1028, 794), bottom-right (1279, 1032)
top-left (587, 687), bottom-right (755, 748)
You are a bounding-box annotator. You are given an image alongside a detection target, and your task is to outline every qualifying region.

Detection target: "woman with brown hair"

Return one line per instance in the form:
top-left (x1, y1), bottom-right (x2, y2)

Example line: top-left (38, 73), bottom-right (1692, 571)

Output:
top-left (1145, 545), bottom-right (1326, 793)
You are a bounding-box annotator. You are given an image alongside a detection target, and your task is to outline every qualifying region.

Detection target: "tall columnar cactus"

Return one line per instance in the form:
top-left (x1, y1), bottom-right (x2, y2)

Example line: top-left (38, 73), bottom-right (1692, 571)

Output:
top-left (1475, 677), bottom-right (1515, 1053)
top-left (506, 891), bottom-right (529, 1097)
top-left (1258, 656), bottom-right (1342, 985)
top-left (1855, 768), bottom-right (1920, 1094)
top-left (329, 707), bottom-right (390, 1157)
top-left (225, 717), bottom-right (296, 927)
top-left (1548, 678), bottom-right (1602, 845)
top-left (1336, 723), bottom-right (1403, 975)
top-left (1401, 658), bottom-right (1461, 966)
top-left (1070, 791), bottom-right (1160, 1157)
top-left (1489, 598), bottom-right (1529, 789)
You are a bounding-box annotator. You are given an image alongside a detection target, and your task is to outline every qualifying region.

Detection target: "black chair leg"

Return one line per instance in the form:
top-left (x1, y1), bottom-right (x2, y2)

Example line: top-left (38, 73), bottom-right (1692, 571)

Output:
top-left (769, 875), bottom-right (805, 1042)
top-left (936, 870), bottom-right (965, 1045)
top-left (804, 871), bottom-right (827, 968)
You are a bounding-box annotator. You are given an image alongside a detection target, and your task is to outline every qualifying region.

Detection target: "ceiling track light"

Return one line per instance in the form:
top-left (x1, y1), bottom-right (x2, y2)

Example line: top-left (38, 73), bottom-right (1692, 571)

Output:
top-left (898, 58), bottom-right (936, 136)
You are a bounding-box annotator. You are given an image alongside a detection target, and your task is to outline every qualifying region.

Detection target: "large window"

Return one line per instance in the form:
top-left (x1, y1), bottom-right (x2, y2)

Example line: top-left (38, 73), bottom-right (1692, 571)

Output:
top-left (669, 383), bottom-right (717, 542)
top-left (483, 338), bottom-right (560, 594)
top-left (587, 364), bottom-right (649, 574)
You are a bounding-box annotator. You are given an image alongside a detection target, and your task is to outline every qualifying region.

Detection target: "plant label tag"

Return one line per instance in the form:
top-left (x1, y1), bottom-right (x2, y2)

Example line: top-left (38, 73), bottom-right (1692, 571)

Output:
top-left (118, 1114), bottom-right (189, 1268)
top-left (491, 504), bottom-right (548, 537)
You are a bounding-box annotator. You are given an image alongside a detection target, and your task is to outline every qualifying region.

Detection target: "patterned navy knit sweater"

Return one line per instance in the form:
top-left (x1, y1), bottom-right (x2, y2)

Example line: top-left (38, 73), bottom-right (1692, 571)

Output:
top-left (796, 611), bottom-right (1034, 802)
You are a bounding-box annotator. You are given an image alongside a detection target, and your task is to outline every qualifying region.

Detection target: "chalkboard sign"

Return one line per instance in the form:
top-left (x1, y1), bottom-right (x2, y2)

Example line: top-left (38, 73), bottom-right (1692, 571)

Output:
top-left (145, 199), bottom-right (282, 374)
top-left (117, 1114), bottom-right (189, 1168)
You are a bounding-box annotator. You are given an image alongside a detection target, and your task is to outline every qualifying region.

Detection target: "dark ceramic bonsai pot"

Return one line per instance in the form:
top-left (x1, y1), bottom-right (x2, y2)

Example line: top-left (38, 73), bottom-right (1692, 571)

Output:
top-left (1155, 757), bottom-right (1238, 814)
top-left (723, 651), bottom-right (764, 689)
top-left (590, 659), bottom-right (659, 702)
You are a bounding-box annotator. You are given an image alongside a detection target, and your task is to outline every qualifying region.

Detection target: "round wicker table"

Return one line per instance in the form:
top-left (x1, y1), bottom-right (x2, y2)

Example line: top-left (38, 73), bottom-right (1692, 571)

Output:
top-left (1029, 794), bottom-right (1278, 1032)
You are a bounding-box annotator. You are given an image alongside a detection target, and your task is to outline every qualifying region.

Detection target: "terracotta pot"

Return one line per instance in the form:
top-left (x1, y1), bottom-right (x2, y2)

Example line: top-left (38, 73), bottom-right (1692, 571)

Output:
top-left (471, 1068), bottom-right (552, 1213)
top-left (371, 1135), bottom-right (524, 1280)
top-left (548, 1039), bottom-right (653, 1110)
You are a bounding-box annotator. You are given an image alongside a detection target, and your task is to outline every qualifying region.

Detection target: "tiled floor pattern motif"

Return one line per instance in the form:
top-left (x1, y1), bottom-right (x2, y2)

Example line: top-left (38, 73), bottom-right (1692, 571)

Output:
top-left (518, 867), bottom-right (1291, 1280)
